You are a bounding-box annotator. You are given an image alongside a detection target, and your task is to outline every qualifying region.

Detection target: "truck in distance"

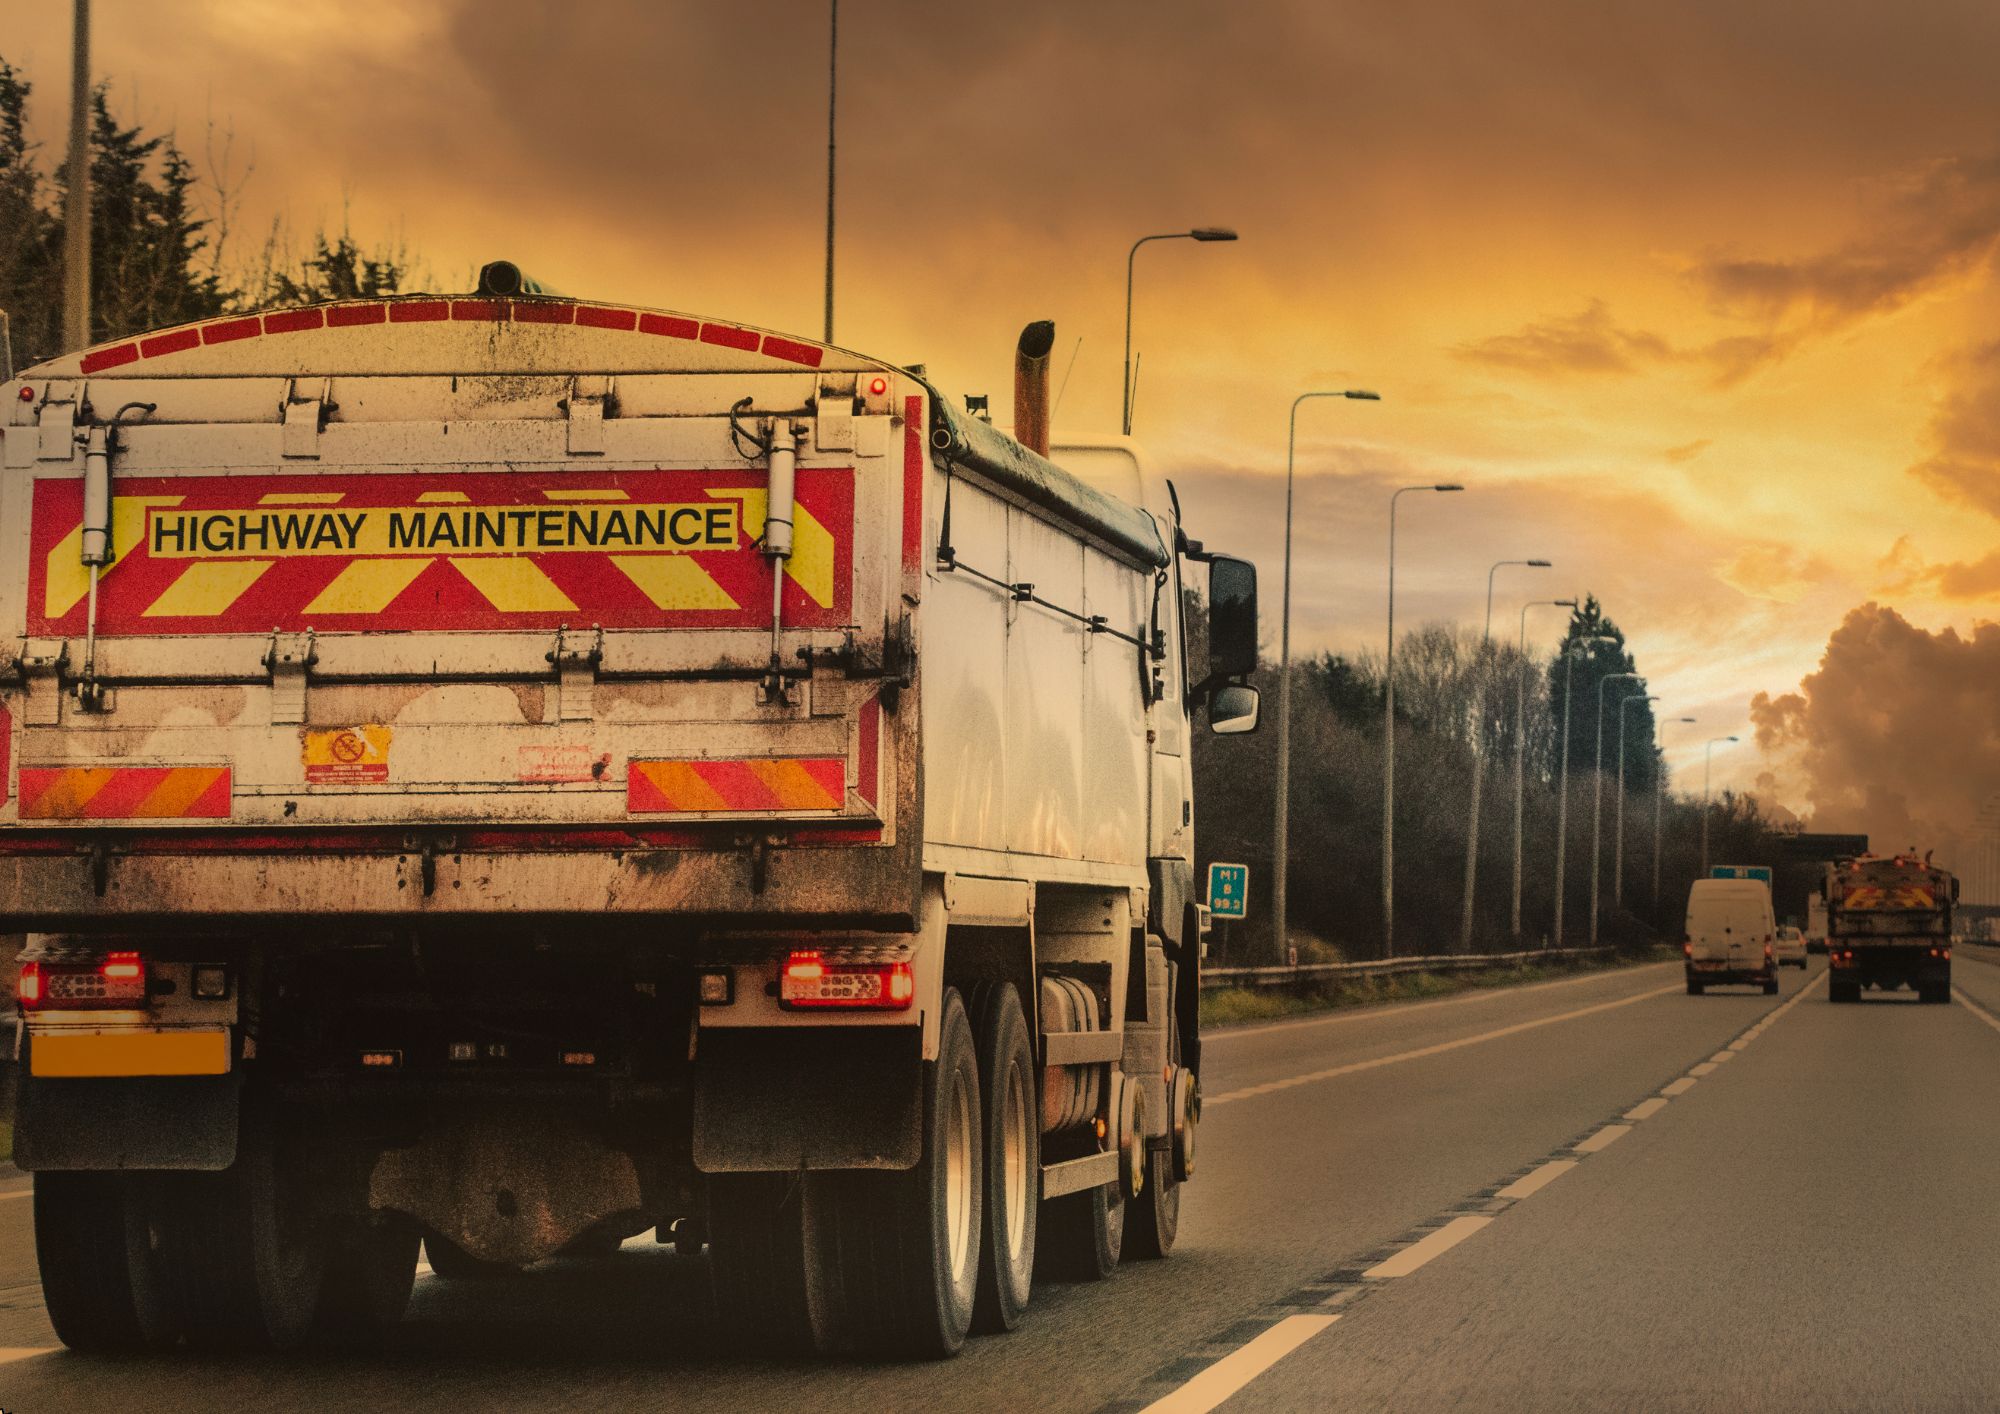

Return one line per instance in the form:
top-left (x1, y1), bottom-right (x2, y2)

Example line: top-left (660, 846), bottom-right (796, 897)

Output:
top-left (1824, 854), bottom-right (1957, 1005)
top-left (2, 270), bottom-right (1262, 1358)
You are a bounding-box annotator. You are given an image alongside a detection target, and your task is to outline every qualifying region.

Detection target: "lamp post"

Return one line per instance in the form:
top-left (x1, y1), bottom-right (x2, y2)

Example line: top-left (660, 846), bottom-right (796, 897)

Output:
top-left (1615, 693), bottom-right (1659, 910)
top-left (1702, 735), bottom-right (1739, 872)
top-left (1384, 482), bottom-right (1464, 958)
top-left (1556, 636), bottom-right (1617, 947)
top-left (1122, 227), bottom-right (1237, 435)
top-left (1512, 597), bottom-right (1577, 941)
top-left (1655, 716), bottom-right (1697, 913)
top-left (1461, 560), bottom-right (1551, 951)
top-left (1590, 671), bottom-right (1641, 945)
top-left (1272, 389), bottom-right (1380, 964)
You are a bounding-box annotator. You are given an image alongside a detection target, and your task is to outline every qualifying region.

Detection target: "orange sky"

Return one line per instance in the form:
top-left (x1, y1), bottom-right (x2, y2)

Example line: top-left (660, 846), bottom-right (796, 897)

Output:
top-left (8, 0), bottom-right (1999, 825)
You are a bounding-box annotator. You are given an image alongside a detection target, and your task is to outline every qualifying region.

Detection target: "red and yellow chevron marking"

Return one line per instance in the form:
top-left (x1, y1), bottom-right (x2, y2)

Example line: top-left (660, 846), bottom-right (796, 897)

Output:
top-left (1840, 885), bottom-right (1937, 910)
top-left (27, 469), bottom-right (853, 637)
top-left (627, 758), bottom-right (846, 815)
top-left (17, 765), bottom-right (232, 820)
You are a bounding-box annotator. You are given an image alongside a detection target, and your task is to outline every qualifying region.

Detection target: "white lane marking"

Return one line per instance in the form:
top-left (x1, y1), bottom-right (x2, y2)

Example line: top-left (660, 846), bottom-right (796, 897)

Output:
top-left (1728, 1038), bottom-right (1751, 1051)
top-left (0, 1347), bottom-right (56, 1364)
top-left (1496, 1159), bottom-right (1577, 1199)
top-left (1575, 1124), bottom-right (1630, 1154)
top-left (1364, 1215), bottom-right (1493, 1279)
top-left (1711, 1051), bottom-right (1735, 1063)
top-left (1954, 988), bottom-right (2000, 1034)
top-left (1208, 962), bottom-right (1678, 1044)
top-left (1689, 1062), bottom-right (1717, 1076)
top-left (415, 1258), bottom-right (435, 1278)
top-left (1624, 1098), bottom-right (1668, 1121)
top-left (0, 1187), bottom-right (32, 1202)
top-left (1139, 1315), bottom-right (1340, 1414)
top-left (1206, 983), bottom-right (1682, 1107)
top-left (1661, 1077), bottom-right (1697, 1096)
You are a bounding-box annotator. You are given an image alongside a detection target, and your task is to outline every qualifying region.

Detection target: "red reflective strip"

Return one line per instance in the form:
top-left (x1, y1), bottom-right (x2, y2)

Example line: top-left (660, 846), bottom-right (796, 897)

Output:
top-left (262, 308), bottom-right (323, 335)
top-left (700, 323), bottom-right (760, 352)
top-left (626, 763), bottom-right (671, 814)
top-left (140, 328), bottom-right (201, 358)
top-left (902, 394), bottom-right (925, 575)
top-left (70, 768), bottom-right (170, 819)
top-left (575, 305), bottom-right (636, 330)
top-left (695, 759), bottom-right (782, 809)
top-left (390, 301), bottom-right (449, 323)
top-left (640, 313), bottom-right (699, 340)
top-left (0, 822), bottom-right (884, 855)
top-left (855, 694), bottom-right (880, 808)
top-left (326, 303), bottom-right (387, 328)
top-left (202, 316), bottom-right (262, 345)
top-left (512, 302), bottom-right (573, 325)
top-left (181, 770), bottom-right (234, 819)
top-left (451, 298), bottom-right (504, 321)
top-left (79, 343), bottom-right (139, 374)
top-left (762, 335), bottom-right (824, 367)
top-left (0, 700), bottom-right (9, 809)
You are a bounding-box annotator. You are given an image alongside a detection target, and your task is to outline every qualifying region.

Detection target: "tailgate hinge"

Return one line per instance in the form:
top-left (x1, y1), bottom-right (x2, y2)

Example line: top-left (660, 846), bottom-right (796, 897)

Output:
top-left (264, 629), bottom-right (317, 726)
top-left (563, 376), bottom-right (613, 456)
top-left (14, 638), bottom-right (69, 726)
top-left (548, 624), bottom-right (603, 721)
top-left (281, 378), bottom-right (334, 459)
top-left (34, 381), bottom-right (81, 461)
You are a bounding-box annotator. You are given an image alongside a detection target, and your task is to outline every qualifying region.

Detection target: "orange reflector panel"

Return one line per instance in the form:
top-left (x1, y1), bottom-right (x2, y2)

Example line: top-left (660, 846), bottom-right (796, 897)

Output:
top-left (31, 1028), bottom-right (230, 1078)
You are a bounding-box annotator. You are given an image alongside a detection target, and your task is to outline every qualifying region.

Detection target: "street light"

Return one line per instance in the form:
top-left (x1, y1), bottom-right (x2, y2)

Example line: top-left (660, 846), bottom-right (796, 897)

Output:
top-left (1554, 635), bottom-right (1618, 947)
top-left (1615, 693), bottom-right (1659, 909)
top-left (1655, 716), bottom-right (1697, 912)
top-left (1702, 735), bottom-right (1739, 872)
top-left (1512, 597), bottom-right (1577, 941)
top-left (1384, 481), bottom-right (1464, 958)
top-left (1591, 671), bottom-right (1642, 945)
top-left (1273, 389), bottom-right (1381, 964)
top-left (1122, 227), bottom-right (1238, 435)
top-left (1461, 559), bottom-right (1552, 951)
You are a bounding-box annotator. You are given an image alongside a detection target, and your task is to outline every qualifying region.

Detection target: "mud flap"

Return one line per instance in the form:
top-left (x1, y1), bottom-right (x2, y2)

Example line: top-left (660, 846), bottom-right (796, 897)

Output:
top-left (15, 1072), bottom-right (242, 1170)
top-left (693, 1027), bottom-right (922, 1172)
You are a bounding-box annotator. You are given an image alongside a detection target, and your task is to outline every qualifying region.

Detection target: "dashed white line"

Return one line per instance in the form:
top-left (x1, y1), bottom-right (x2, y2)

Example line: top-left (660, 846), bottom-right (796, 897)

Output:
top-left (1661, 1077), bottom-right (1697, 1096)
top-left (0, 1347), bottom-right (55, 1364)
top-left (1624, 1098), bottom-right (1668, 1121)
top-left (0, 1187), bottom-right (32, 1202)
top-left (1496, 1159), bottom-right (1577, 1199)
top-left (1689, 1062), bottom-right (1717, 1076)
top-left (1364, 1215), bottom-right (1493, 1279)
top-left (1711, 1051), bottom-right (1735, 1063)
top-left (1954, 988), bottom-right (2000, 1034)
top-left (1139, 1315), bottom-right (1340, 1414)
top-left (1575, 1124), bottom-right (1630, 1154)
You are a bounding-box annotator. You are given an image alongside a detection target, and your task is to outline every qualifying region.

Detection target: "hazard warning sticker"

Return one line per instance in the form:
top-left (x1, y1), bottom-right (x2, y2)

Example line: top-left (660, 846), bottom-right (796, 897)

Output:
top-left (304, 725), bottom-right (391, 784)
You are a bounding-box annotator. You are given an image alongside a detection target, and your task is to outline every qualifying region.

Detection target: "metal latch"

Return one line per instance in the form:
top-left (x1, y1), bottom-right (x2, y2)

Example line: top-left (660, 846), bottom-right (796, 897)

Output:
top-left (36, 381), bottom-right (81, 461)
top-left (264, 629), bottom-right (317, 726)
top-left (564, 376), bottom-right (612, 456)
top-left (548, 625), bottom-right (603, 721)
top-left (282, 378), bottom-right (334, 459)
top-left (15, 638), bottom-right (69, 726)
top-left (814, 373), bottom-right (858, 452)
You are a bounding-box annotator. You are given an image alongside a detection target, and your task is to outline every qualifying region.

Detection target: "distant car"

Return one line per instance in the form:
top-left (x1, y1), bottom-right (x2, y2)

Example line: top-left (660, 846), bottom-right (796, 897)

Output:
top-left (1774, 924), bottom-right (1808, 969)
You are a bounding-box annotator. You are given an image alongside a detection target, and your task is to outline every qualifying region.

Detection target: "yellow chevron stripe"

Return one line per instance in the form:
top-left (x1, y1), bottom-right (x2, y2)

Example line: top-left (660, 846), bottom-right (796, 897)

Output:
top-left (22, 768), bottom-right (115, 818)
top-left (711, 489), bottom-right (836, 607)
top-left (43, 496), bottom-right (186, 618)
top-left (137, 768), bottom-right (224, 818)
top-left (416, 491), bottom-right (470, 503)
top-left (612, 555), bottom-right (739, 610)
top-left (642, 761), bottom-right (729, 810)
top-left (448, 557), bottom-right (577, 612)
top-left (745, 757), bottom-right (843, 809)
top-left (306, 558), bottom-right (432, 614)
top-left (543, 489), bottom-right (631, 502)
top-left (259, 492), bottom-right (344, 505)
top-left (143, 560), bottom-right (276, 617)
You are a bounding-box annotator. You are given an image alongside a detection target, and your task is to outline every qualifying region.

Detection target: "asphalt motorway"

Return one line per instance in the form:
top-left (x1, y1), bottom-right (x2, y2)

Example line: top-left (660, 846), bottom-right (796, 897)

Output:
top-left (4, 949), bottom-right (2000, 1411)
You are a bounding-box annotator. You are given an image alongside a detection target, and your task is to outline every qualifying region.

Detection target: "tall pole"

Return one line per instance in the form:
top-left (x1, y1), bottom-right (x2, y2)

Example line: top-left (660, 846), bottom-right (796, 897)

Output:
top-left (1122, 228), bottom-right (1237, 436)
top-left (1615, 693), bottom-right (1657, 909)
top-left (822, 0), bottom-right (837, 344)
top-left (1555, 648), bottom-right (1578, 947)
top-left (1274, 389), bottom-right (1379, 964)
top-left (1383, 482), bottom-right (1462, 957)
top-left (1590, 671), bottom-right (1640, 945)
top-left (1654, 716), bottom-right (1696, 913)
top-left (1461, 559), bottom-right (1548, 951)
top-left (64, 0), bottom-right (91, 352)
top-left (1512, 597), bottom-right (1576, 941)
top-left (1702, 735), bottom-right (1737, 873)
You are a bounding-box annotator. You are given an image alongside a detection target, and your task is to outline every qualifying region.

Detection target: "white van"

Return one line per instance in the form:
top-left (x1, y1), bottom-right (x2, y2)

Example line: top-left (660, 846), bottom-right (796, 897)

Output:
top-left (1684, 878), bottom-right (1778, 995)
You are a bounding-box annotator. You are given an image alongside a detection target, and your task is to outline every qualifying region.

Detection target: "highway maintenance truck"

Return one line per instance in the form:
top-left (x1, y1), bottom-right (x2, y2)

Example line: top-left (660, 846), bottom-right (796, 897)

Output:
top-left (0, 266), bottom-right (1263, 1357)
top-left (1824, 853), bottom-right (1957, 1004)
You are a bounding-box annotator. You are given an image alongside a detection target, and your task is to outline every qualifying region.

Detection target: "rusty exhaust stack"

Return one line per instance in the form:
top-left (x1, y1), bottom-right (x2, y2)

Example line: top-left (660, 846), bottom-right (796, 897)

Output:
top-left (1014, 320), bottom-right (1055, 458)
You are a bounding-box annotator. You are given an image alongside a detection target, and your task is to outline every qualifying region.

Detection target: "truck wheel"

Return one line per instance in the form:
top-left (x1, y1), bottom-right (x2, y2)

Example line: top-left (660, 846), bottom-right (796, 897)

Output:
top-left (802, 987), bottom-right (984, 1356)
top-left (1127, 1023), bottom-right (1188, 1262)
top-left (154, 1118), bottom-right (331, 1351)
top-left (1829, 981), bottom-right (1858, 1004)
top-left (1037, 1175), bottom-right (1125, 1281)
top-left (317, 1216), bottom-right (420, 1340)
top-left (1686, 978), bottom-right (1704, 996)
top-left (422, 1232), bottom-right (522, 1280)
top-left (34, 1171), bottom-right (179, 1353)
top-left (971, 983), bottom-right (1037, 1333)
top-left (1763, 978), bottom-right (1779, 996)
top-left (706, 1173), bottom-right (813, 1347)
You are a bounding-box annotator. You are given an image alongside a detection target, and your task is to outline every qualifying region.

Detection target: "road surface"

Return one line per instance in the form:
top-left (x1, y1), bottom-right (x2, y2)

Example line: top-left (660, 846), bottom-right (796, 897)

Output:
top-left (4, 948), bottom-right (1999, 1411)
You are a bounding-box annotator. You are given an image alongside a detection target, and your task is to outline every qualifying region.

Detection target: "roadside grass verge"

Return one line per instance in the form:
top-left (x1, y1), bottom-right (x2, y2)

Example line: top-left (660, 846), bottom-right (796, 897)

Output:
top-left (1201, 944), bottom-right (1680, 1029)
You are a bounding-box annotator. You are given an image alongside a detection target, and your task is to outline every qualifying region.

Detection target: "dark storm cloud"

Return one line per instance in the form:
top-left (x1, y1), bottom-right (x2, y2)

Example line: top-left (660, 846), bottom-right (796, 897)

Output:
top-left (1909, 339), bottom-right (2000, 520)
top-left (1452, 302), bottom-right (1786, 386)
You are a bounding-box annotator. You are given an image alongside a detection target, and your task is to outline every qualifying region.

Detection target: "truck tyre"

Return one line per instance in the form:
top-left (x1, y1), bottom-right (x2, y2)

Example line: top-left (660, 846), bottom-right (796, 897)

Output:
top-left (1686, 978), bottom-right (1704, 996)
top-left (802, 987), bottom-right (984, 1356)
top-left (1829, 981), bottom-right (1859, 1004)
top-left (1763, 978), bottom-right (1779, 996)
top-left (971, 982), bottom-right (1037, 1334)
top-left (33, 1171), bottom-right (178, 1354)
top-left (423, 1232), bottom-right (521, 1281)
top-left (154, 1117), bottom-right (331, 1351)
top-left (1126, 1022), bottom-right (1187, 1262)
top-left (707, 1173), bottom-right (813, 1348)
top-left (317, 1217), bottom-right (420, 1341)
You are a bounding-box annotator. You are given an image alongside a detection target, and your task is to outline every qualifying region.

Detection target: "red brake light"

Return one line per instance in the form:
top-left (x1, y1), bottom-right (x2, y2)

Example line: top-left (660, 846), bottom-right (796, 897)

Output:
top-left (17, 962), bottom-right (42, 1008)
top-left (20, 952), bottom-right (147, 1009)
top-left (867, 375), bottom-right (889, 396)
top-left (778, 950), bottom-right (915, 1011)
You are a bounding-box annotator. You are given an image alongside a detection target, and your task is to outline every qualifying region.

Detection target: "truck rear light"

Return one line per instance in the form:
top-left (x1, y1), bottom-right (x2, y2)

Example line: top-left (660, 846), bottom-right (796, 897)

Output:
top-left (696, 969), bottom-right (734, 1006)
top-left (359, 1049), bottom-right (402, 1068)
top-left (18, 952), bottom-right (148, 1010)
top-left (561, 1051), bottom-right (597, 1067)
top-left (1682, 942), bottom-right (1693, 958)
top-left (778, 950), bottom-right (915, 1010)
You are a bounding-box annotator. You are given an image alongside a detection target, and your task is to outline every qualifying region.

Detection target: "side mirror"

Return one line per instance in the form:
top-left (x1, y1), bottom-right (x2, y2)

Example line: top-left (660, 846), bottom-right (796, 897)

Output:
top-left (1209, 682), bottom-right (1260, 735)
top-left (1206, 555), bottom-right (1257, 681)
